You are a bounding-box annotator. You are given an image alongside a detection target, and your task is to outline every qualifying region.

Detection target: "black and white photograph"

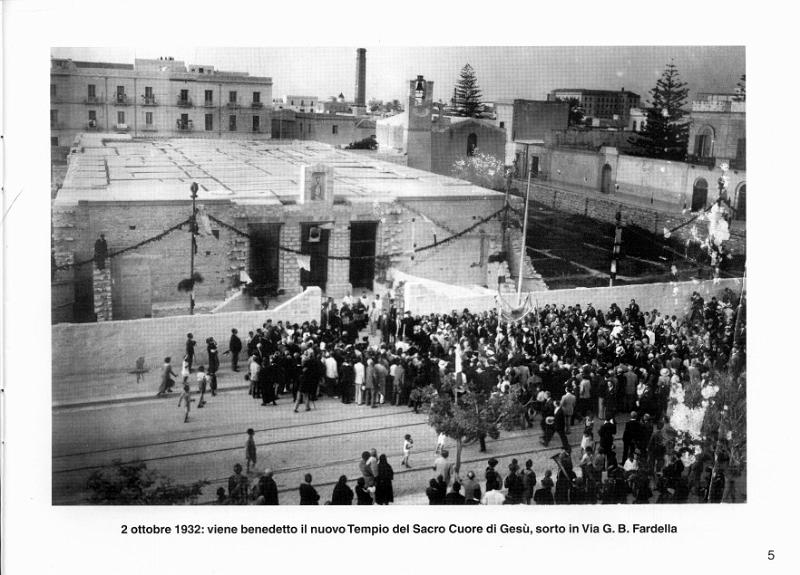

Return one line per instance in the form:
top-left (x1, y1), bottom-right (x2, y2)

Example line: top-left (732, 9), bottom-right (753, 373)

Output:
top-left (47, 44), bottom-right (747, 507)
top-left (2, 0), bottom-right (798, 573)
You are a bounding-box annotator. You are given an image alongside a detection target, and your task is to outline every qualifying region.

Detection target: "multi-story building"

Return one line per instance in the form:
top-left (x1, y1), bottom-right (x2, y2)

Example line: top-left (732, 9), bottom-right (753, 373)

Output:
top-left (50, 57), bottom-right (273, 156)
top-left (272, 95), bottom-right (319, 112)
top-left (687, 93), bottom-right (746, 169)
top-left (547, 88), bottom-right (640, 126)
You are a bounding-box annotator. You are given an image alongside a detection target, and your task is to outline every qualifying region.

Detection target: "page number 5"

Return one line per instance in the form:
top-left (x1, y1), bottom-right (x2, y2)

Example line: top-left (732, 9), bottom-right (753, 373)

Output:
top-left (767, 550), bottom-right (775, 561)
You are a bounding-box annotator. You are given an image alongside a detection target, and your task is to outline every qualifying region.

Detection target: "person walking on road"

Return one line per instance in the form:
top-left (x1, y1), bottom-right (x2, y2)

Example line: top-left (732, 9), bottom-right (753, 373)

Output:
top-left (177, 383), bottom-right (193, 423)
top-left (245, 428), bottom-right (257, 474)
top-left (157, 357), bottom-right (178, 396)
top-left (185, 334), bottom-right (197, 372)
top-left (375, 454), bottom-right (395, 505)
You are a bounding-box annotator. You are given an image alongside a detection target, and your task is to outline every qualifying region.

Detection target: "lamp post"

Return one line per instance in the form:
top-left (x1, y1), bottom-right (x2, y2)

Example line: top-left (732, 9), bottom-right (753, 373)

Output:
top-left (189, 182), bottom-right (198, 315)
top-left (516, 164), bottom-right (532, 305)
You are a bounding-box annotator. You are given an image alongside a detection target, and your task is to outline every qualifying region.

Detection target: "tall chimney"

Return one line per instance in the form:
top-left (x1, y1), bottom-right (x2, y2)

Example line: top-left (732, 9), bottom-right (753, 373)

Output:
top-left (355, 48), bottom-right (367, 107)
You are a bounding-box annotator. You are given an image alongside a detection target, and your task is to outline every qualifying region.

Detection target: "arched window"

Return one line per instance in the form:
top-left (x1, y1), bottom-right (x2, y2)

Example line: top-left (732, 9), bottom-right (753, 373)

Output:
top-left (693, 125), bottom-right (715, 158)
top-left (467, 133), bottom-right (477, 156)
top-left (691, 178), bottom-right (709, 212)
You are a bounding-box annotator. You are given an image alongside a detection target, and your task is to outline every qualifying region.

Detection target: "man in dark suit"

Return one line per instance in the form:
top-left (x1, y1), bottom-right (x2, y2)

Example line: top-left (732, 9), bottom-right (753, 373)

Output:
top-left (255, 469), bottom-right (279, 505)
top-left (552, 400), bottom-right (571, 451)
top-left (228, 328), bottom-right (242, 371)
top-left (622, 411), bottom-right (642, 462)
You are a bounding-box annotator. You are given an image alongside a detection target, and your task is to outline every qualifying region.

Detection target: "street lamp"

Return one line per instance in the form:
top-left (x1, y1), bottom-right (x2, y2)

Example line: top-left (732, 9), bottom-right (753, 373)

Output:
top-left (189, 182), bottom-right (198, 315)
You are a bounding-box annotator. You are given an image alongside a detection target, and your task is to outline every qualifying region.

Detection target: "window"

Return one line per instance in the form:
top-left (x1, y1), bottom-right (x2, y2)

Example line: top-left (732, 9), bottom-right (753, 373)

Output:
top-left (89, 110), bottom-right (97, 121)
top-left (145, 112), bottom-right (153, 125)
top-left (205, 90), bottom-right (213, 104)
top-left (144, 86), bottom-right (154, 103)
top-left (467, 133), bottom-right (478, 156)
top-left (88, 84), bottom-right (96, 99)
top-left (301, 100), bottom-right (305, 107)
top-left (50, 109), bottom-right (58, 128)
top-left (694, 126), bottom-right (714, 158)
top-left (229, 91), bottom-right (237, 104)
top-left (199, 67), bottom-right (204, 74)
top-left (229, 115), bottom-right (237, 131)
top-left (205, 114), bottom-right (213, 131)
top-left (252, 116), bottom-right (260, 132)
top-left (116, 85), bottom-right (125, 103)
top-left (51, 84), bottom-right (56, 97)
top-left (499, 121), bottom-right (505, 129)
top-left (51, 136), bottom-right (59, 147)
top-left (117, 111), bottom-right (125, 125)
top-left (332, 125), bottom-right (338, 135)
top-left (253, 91), bottom-right (261, 103)
top-left (180, 89), bottom-right (189, 102)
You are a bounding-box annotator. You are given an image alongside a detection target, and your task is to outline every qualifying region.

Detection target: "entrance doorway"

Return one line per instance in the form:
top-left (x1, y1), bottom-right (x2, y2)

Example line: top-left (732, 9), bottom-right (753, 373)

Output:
top-left (600, 164), bottom-right (613, 194)
top-left (691, 178), bottom-right (708, 212)
top-left (735, 184), bottom-right (746, 220)
top-left (248, 224), bottom-right (281, 296)
top-left (349, 221), bottom-right (378, 289)
top-left (300, 223), bottom-right (330, 289)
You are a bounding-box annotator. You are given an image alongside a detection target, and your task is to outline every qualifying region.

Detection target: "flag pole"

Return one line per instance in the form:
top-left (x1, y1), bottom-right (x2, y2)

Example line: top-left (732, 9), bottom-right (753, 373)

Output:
top-left (517, 164), bottom-right (532, 305)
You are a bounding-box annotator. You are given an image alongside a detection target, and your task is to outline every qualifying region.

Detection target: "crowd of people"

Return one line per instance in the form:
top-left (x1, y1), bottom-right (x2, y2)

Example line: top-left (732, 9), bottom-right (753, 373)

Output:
top-left (170, 284), bottom-right (744, 504)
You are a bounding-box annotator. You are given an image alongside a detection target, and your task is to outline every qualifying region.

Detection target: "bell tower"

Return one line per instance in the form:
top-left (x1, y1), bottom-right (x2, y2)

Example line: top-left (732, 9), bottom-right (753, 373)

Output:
top-left (406, 75), bottom-right (433, 172)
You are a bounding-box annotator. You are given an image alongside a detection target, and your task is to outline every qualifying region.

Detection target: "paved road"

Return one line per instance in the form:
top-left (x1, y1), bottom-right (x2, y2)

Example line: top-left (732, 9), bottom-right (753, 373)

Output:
top-left (53, 386), bottom-right (590, 505)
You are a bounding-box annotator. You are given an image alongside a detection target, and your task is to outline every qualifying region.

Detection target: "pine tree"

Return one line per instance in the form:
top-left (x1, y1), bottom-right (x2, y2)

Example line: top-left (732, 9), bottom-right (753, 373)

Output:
top-left (452, 64), bottom-right (487, 118)
top-left (629, 62), bottom-right (690, 160)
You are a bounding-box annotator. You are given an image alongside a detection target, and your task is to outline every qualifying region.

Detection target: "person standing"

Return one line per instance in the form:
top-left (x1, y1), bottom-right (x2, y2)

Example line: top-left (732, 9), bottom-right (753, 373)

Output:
top-left (227, 463), bottom-right (249, 505)
top-left (354, 355), bottom-right (365, 405)
top-left (560, 386), bottom-right (577, 433)
top-left (375, 454), bottom-right (394, 505)
top-left (355, 477), bottom-right (373, 505)
top-left (330, 475), bottom-right (354, 505)
top-left (433, 449), bottom-right (453, 487)
top-left (245, 428), bottom-right (257, 474)
top-left (248, 355), bottom-right (261, 398)
top-left (324, 351), bottom-right (339, 398)
top-left (255, 469), bottom-right (279, 505)
top-left (195, 366), bottom-right (208, 408)
top-left (372, 359), bottom-right (388, 407)
top-left (185, 334), bottom-right (197, 372)
top-left (299, 473), bottom-right (320, 505)
top-left (522, 460), bottom-right (537, 505)
top-left (359, 451), bottom-right (375, 489)
top-left (401, 434), bottom-right (414, 468)
top-left (461, 471), bottom-right (482, 504)
top-left (445, 482), bottom-right (466, 505)
top-left (206, 337), bottom-right (219, 377)
top-left (228, 328), bottom-right (242, 372)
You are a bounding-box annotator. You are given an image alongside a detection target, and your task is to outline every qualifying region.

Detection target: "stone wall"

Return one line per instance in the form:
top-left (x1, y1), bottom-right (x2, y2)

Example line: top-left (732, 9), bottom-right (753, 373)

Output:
top-left (52, 287), bottom-right (322, 377)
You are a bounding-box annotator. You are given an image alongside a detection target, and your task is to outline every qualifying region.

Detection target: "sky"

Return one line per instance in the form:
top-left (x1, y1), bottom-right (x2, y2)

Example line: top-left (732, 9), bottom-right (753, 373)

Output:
top-left (52, 46), bottom-right (744, 105)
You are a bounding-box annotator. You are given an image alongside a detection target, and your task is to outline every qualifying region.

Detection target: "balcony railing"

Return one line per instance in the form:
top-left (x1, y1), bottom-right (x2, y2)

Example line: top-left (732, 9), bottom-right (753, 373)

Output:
top-left (86, 122), bottom-right (101, 131)
top-left (177, 97), bottom-right (194, 108)
top-left (176, 119), bottom-right (194, 131)
top-left (251, 101), bottom-right (264, 109)
top-left (142, 95), bottom-right (157, 106)
top-left (113, 94), bottom-right (130, 106)
top-left (685, 154), bottom-right (716, 168)
top-left (202, 99), bottom-right (215, 107)
top-left (226, 101), bottom-right (240, 109)
top-left (84, 95), bottom-right (102, 105)
top-left (115, 123), bottom-right (130, 132)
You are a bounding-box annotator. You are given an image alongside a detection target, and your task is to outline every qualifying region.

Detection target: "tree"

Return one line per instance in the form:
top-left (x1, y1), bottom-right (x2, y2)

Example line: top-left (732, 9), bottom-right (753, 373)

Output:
top-left (734, 74), bottom-right (746, 102)
top-left (367, 98), bottom-right (383, 113)
top-left (451, 151), bottom-right (508, 191)
top-left (345, 135), bottom-right (378, 150)
top-left (452, 64), bottom-right (487, 118)
top-left (86, 460), bottom-right (210, 505)
top-left (559, 97), bottom-right (585, 126)
top-left (628, 62), bottom-right (690, 160)
top-left (421, 379), bottom-right (526, 475)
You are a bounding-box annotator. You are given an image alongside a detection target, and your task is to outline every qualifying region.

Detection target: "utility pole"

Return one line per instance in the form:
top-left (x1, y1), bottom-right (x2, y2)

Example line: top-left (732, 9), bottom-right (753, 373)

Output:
top-left (610, 210), bottom-right (623, 287)
top-left (190, 182), bottom-right (198, 315)
top-left (516, 165), bottom-right (532, 305)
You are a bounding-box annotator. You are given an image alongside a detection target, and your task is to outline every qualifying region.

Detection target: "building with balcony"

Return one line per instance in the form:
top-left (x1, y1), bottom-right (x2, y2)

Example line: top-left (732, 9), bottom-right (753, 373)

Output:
top-left (50, 57), bottom-right (273, 158)
top-left (272, 95), bottom-right (319, 113)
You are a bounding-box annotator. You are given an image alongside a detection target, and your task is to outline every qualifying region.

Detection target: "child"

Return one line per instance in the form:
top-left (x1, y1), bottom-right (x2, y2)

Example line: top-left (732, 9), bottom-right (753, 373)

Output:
top-left (181, 355), bottom-right (190, 384)
top-left (401, 434), bottom-right (413, 468)
top-left (196, 366), bottom-right (207, 408)
top-left (245, 428), bottom-right (257, 474)
top-left (581, 427), bottom-right (595, 455)
top-left (435, 432), bottom-right (447, 456)
top-left (177, 384), bottom-right (194, 423)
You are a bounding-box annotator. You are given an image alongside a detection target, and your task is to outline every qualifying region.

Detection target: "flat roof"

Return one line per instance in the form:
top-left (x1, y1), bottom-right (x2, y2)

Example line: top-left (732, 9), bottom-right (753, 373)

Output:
top-left (56, 135), bottom-right (504, 206)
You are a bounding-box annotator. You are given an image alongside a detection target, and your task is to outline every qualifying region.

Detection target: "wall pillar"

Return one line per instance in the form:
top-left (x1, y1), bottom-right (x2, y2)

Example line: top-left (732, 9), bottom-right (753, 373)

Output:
top-left (92, 264), bottom-right (113, 321)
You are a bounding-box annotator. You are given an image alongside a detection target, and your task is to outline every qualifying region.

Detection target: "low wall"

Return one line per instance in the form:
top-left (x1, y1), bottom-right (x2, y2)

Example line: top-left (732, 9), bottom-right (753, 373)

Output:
top-left (52, 287), bottom-right (321, 377)
top-left (401, 277), bottom-right (742, 323)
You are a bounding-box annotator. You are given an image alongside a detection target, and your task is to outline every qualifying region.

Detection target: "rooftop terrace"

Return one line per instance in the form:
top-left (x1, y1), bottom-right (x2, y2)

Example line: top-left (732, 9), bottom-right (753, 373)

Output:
top-left (56, 135), bottom-right (502, 206)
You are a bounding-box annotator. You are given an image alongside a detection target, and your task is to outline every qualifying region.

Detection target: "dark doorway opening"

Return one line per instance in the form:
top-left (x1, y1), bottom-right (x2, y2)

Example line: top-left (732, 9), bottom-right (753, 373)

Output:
top-left (300, 223), bottom-right (330, 289)
top-left (601, 163), bottom-right (613, 194)
top-left (735, 184), bottom-right (746, 220)
top-left (691, 178), bottom-right (708, 212)
top-left (349, 221), bottom-right (378, 289)
top-left (248, 223), bottom-right (281, 297)
top-left (467, 133), bottom-right (477, 156)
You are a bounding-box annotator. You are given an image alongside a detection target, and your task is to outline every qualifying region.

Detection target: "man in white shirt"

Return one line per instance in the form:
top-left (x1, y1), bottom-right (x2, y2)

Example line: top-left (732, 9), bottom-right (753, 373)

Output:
top-left (324, 351), bottom-right (339, 398)
top-left (353, 357), bottom-right (365, 405)
top-left (481, 486), bottom-right (506, 505)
